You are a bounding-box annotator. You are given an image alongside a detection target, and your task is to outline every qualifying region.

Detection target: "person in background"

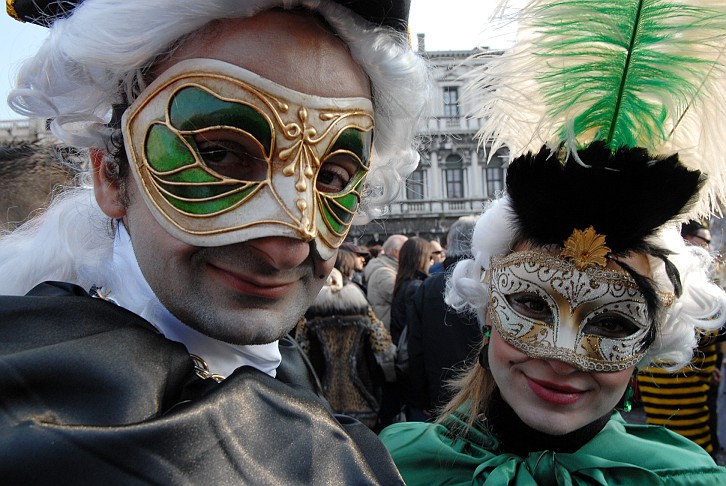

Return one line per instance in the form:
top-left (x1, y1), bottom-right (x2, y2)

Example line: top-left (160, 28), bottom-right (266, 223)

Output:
top-left (387, 237), bottom-right (432, 422)
top-left (295, 268), bottom-right (396, 431)
top-left (390, 237), bottom-right (433, 345)
top-left (405, 215), bottom-right (482, 421)
top-left (638, 219), bottom-right (726, 458)
top-left (341, 241), bottom-right (370, 292)
top-left (0, 0), bottom-right (430, 481)
top-left (682, 220), bottom-right (713, 250)
top-left (428, 239), bottom-right (446, 274)
top-left (367, 241), bottom-right (384, 258)
top-left (335, 249), bottom-right (359, 286)
top-left (365, 234), bottom-right (408, 329)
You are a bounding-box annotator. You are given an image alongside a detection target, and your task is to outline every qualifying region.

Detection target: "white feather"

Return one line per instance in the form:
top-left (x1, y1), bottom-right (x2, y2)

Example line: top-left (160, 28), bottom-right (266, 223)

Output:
top-left (466, 0), bottom-right (726, 219)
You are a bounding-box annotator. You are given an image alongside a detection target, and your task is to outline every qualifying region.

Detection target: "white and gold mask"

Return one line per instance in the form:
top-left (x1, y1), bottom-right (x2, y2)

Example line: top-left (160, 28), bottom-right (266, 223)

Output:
top-left (122, 58), bottom-right (374, 260)
top-left (487, 235), bottom-right (650, 372)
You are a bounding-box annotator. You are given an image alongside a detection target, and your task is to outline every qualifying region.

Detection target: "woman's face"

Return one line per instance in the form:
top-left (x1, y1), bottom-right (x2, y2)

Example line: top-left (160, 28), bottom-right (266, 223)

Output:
top-left (488, 322), bottom-right (634, 435)
top-left (487, 247), bottom-right (649, 435)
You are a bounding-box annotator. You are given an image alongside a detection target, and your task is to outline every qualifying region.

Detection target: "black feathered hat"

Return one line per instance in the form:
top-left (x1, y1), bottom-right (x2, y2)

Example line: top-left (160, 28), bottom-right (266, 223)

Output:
top-left (7, 0), bottom-right (411, 30)
top-left (506, 143), bottom-right (704, 256)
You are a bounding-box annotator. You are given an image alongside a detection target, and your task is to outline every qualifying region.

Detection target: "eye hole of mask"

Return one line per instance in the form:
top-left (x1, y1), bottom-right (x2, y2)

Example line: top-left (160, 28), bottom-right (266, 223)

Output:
top-left (316, 153), bottom-right (361, 194)
top-left (505, 292), bottom-right (554, 324)
top-left (582, 315), bottom-right (641, 339)
top-left (194, 129), bottom-right (268, 181)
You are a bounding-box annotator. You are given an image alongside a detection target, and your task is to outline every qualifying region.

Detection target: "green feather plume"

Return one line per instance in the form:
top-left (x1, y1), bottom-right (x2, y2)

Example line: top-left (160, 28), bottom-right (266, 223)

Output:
top-left (469, 0), bottom-right (726, 216)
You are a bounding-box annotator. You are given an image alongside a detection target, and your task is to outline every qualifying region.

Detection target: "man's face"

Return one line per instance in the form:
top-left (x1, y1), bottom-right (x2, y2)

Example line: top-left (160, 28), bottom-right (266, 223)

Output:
top-left (119, 11), bottom-right (371, 344)
top-left (430, 240), bottom-right (445, 263)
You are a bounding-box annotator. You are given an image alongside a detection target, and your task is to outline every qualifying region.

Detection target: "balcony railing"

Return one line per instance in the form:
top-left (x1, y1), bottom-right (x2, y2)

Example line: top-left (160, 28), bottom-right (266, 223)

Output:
top-left (385, 197), bottom-right (488, 217)
top-left (425, 116), bottom-right (482, 133)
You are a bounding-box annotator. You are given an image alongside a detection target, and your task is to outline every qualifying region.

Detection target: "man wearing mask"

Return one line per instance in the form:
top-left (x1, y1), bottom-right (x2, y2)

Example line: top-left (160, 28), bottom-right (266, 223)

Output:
top-left (0, 0), bottom-right (430, 482)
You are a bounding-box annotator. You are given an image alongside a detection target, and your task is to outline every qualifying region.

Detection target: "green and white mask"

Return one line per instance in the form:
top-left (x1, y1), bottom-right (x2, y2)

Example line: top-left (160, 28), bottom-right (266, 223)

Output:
top-left (122, 58), bottom-right (374, 260)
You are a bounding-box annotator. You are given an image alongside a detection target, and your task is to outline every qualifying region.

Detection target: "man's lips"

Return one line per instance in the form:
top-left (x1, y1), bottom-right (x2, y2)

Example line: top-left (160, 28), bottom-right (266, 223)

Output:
top-left (525, 376), bottom-right (585, 405)
top-left (208, 264), bottom-right (296, 299)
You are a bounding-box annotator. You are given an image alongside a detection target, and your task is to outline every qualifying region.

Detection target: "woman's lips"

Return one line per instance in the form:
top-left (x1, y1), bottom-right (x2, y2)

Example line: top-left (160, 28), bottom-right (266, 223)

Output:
top-left (209, 264), bottom-right (295, 299)
top-left (526, 376), bottom-right (584, 405)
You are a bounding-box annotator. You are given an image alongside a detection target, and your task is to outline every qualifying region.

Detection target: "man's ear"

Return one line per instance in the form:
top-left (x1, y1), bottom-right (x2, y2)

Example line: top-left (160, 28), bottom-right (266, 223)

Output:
top-left (90, 149), bottom-right (126, 218)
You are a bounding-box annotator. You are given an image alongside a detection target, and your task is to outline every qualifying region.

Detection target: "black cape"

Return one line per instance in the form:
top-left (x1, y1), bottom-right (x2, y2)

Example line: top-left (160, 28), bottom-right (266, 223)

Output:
top-left (0, 282), bottom-right (403, 485)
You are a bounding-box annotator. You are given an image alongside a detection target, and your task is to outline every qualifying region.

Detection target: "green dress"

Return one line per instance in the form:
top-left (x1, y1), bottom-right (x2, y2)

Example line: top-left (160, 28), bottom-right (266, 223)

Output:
top-left (380, 411), bottom-right (726, 485)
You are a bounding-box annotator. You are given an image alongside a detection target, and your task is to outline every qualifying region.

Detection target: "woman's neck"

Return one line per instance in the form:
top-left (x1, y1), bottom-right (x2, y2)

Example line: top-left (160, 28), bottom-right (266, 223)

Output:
top-left (487, 389), bottom-right (610, 456)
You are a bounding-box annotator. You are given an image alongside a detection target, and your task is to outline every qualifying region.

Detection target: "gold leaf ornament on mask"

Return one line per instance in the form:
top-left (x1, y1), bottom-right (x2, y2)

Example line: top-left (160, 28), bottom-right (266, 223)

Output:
top-left (560, 226), bottom-right (611, 270)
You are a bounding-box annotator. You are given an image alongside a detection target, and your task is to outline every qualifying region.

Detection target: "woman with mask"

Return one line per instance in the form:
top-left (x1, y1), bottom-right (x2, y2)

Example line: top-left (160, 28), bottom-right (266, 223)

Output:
top-left (381, 0), bottom-right (726, 483)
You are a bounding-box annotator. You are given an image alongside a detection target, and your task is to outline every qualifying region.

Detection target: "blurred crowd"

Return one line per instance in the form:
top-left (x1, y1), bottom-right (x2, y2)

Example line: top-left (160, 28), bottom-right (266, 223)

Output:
top-left (293, 215), bottom-right (483, 432)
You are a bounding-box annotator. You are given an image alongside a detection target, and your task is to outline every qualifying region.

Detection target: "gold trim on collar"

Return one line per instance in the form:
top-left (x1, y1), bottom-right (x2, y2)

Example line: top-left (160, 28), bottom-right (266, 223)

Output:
top-left (190, 354), bottom-right (225, 382)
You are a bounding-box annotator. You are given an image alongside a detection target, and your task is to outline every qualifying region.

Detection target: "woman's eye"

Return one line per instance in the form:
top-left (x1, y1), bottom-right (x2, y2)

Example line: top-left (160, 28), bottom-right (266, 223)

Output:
top-left (506, 292), bottom-right (553, 322)
top-left (317, 154), bottom-right (360, 194)
top-left (195, 131), bottom-right (267, 181)
top-left (583, 317), bottom-right (640, 339)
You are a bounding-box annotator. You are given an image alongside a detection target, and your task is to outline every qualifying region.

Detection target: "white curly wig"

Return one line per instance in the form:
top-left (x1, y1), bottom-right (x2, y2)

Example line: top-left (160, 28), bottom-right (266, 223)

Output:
top-left (445, 196), bottom-right (726, 371)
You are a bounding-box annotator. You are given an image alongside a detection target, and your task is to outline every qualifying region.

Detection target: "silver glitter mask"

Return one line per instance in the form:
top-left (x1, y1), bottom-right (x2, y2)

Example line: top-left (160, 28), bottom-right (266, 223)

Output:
top-left (487, 250), bottom-right (650, 372)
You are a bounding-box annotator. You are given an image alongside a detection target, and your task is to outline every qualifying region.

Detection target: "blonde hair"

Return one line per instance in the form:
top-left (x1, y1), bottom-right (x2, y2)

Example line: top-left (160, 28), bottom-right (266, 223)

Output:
top-left (436, 340), bottom-right (496, 433)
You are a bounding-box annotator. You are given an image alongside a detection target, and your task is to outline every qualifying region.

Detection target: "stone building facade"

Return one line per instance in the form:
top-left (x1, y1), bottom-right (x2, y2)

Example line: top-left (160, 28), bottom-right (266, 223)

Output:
top-left (0, 118), bottom-right (52, 143)
top-left (349, 39), bottom-right (506, 246)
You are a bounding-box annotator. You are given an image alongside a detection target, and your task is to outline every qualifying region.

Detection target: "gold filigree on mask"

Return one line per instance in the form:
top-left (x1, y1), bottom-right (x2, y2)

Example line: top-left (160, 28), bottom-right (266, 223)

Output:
top-left (560, 226), bottom-right (611, 270)
top-left (488, 250), bottom-right (649, 372)
top-left (122, 58), bottom-right (374, 259)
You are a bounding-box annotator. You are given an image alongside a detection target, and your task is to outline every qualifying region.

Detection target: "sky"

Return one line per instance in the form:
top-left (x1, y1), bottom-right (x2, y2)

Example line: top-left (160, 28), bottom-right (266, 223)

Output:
top-left (0, 0), bottom-right (509, 120)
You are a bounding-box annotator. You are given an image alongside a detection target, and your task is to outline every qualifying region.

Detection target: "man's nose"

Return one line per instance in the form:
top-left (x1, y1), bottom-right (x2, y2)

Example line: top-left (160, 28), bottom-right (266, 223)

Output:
top-left (246, 236), bottom-right (311, 270)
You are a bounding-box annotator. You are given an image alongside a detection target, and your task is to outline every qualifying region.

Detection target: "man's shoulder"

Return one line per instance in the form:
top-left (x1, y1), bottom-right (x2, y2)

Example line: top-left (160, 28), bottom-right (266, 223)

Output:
top-left (365, 256), bottom-right (397, 280)
top-left (1, 281), bottom-right (163, 338)
top-left (0, 292), bottom-right (403, 483)
top-left (0, 281), bottom-right (190, 384)
top-left (0, 281), bottom-right (196, 425)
